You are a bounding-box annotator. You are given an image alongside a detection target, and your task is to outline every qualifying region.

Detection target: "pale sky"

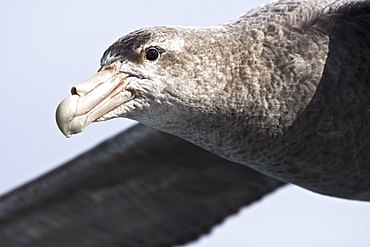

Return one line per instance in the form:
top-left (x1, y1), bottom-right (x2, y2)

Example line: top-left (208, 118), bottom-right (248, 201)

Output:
top-left (1, 1), bottom-right (369, 246)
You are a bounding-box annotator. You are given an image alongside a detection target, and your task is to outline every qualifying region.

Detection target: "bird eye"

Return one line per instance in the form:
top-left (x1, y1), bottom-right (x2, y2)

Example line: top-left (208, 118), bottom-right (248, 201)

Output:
top-left (145, 48), bottom-right (160, 61)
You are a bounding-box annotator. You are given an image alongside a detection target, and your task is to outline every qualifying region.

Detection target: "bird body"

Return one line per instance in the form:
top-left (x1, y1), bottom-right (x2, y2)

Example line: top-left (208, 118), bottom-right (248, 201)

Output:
top-left (57, 0), bottom-right (370, 200)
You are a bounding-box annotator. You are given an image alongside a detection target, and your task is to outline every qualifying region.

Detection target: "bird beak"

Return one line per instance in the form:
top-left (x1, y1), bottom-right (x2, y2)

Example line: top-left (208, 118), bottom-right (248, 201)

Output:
top-left (56, 62), bottom-right (132, 137)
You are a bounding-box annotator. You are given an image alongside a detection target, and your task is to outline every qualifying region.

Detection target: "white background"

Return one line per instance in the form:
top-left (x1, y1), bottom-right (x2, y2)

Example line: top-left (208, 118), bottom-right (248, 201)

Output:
top-left (1, 1), bottom-right (369, 246)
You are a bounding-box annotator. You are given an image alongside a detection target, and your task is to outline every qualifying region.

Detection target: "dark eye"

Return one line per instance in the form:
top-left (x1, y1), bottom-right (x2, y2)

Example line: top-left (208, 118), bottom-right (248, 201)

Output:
top-left (145, 48), bottom-right (160, 61)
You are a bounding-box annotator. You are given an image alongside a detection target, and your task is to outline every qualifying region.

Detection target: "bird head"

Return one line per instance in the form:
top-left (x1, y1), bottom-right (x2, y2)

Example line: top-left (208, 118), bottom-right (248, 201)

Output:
top-left (56, 26), bottom-right (240, 137)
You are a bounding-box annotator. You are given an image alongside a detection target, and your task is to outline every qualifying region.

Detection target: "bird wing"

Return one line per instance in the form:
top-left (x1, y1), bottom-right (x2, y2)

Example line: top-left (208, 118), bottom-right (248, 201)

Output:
top-left (0, 124), bottom-right (284, 247)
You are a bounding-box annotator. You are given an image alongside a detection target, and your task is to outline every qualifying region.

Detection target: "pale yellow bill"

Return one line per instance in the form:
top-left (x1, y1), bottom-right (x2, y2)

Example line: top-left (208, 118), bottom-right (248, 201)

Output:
top-left (56, 62), bottom-right (132, 137)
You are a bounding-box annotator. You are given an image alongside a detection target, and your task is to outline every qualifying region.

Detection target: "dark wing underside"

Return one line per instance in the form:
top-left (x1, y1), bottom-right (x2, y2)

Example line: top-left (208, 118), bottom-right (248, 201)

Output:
top-left (0, 124), bottom-right (284, 247)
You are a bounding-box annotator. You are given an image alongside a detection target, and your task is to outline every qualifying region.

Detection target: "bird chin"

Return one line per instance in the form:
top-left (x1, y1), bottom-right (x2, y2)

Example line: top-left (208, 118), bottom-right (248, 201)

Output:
top-left (93, 99), bottom-right (138, 122)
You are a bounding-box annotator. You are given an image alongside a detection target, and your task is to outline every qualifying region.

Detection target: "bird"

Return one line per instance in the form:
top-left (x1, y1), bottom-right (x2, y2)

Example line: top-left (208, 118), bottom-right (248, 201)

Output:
top-left (56, 0), bottom-right (370, 200)
top-left (0, 0), bottom-right (369, 247)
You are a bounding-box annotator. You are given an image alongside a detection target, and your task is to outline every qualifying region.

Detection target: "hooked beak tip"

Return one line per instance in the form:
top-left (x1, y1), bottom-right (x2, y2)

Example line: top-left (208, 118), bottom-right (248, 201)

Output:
top-left (55, 61), bottom-right (133, 138)
top-left (56, 95), bottom-right (86, 138)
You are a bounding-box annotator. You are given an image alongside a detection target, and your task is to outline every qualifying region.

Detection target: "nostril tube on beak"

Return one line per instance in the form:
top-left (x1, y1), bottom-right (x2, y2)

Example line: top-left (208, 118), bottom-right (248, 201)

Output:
top-left (71, 86), bottom-right (78, 95)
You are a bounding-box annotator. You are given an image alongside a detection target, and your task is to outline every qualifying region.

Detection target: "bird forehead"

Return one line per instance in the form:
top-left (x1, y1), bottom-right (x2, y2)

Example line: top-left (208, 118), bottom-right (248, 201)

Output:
top-left (140, 36), bottom-right (185, 52)
top-left (101, 28), bottom-right (188, 66)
